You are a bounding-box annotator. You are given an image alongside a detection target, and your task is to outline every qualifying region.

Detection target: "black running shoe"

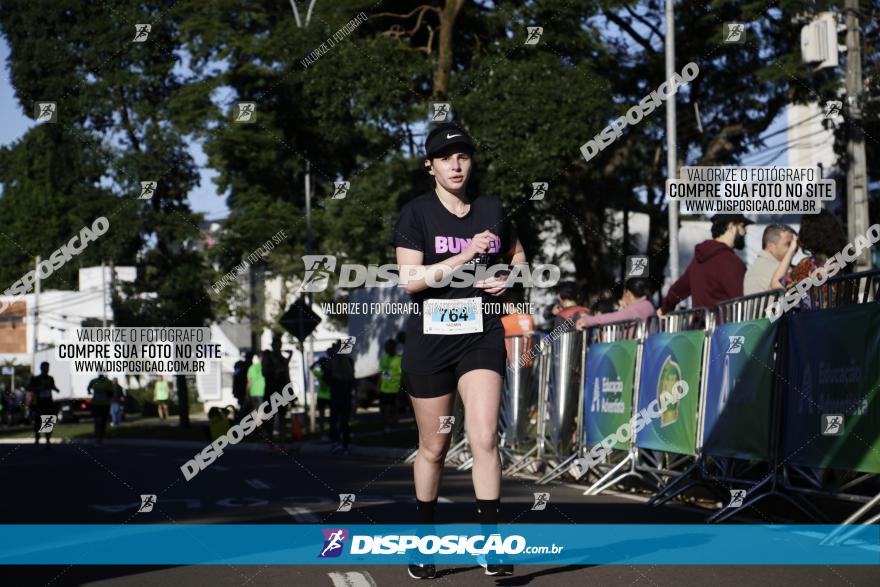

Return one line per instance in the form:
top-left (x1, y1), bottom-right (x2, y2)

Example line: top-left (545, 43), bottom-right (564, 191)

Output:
top-left (407, 563), bottom-right (437, 579)
top-left (483, 563), bottom-right (514, 576)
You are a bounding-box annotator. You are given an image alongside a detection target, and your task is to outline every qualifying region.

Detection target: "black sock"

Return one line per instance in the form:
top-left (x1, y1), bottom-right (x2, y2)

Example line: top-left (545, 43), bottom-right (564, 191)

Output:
top-left (476, 498), bottom-right (500, 526)
top-left (416, 497), bottom-right (438, 525)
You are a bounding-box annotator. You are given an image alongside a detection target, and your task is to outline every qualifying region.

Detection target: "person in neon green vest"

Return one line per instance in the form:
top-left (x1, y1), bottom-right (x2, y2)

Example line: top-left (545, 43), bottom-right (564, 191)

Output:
top-left (247, 350), bottom-right (273, 451)
top-left (311, 358), bottom-right (331, 440)
top-left (377, 339), bottom-right (402, 433)
top-left (153, 375), bottom-right (171, 421)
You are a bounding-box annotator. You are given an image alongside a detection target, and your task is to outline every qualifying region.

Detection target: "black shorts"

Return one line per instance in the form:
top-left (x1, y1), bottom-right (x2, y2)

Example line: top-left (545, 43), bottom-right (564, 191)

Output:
top-left (402, 346), bottom-right (506, 399)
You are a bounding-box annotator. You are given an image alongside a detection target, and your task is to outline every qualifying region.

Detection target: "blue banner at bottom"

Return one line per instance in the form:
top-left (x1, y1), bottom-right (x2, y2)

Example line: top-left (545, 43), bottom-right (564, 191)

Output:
top-left (0, 525), bottom-right (877, 565)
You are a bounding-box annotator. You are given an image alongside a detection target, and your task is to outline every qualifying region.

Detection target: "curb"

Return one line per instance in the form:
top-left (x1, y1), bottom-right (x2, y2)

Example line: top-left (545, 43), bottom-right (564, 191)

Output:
top-left (0, 436), bottom-right (413, 459)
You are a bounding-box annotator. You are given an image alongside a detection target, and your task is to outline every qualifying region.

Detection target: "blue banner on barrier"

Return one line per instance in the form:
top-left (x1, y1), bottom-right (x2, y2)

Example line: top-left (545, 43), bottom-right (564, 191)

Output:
top-left (702, 319), bottom-right (777, 460)
top-left (784, 304), bottom-right (880, 474)
top-left (0, 524), bottom-right (876, 565)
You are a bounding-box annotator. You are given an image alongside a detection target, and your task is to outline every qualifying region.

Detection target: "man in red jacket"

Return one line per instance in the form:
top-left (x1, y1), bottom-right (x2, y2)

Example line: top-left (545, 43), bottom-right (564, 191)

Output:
top-left (660, 214), bottom-right (753, 314)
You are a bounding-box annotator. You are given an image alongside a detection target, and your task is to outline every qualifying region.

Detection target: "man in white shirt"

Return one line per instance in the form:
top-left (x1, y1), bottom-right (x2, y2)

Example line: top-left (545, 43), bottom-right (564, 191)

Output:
top-left (744, 224), bottom-right (798, 295)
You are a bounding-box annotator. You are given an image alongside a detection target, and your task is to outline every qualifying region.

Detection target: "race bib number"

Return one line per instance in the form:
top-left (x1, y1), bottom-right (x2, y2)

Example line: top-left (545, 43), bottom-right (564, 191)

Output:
top-left (423, 298), bottom-right (483, 335)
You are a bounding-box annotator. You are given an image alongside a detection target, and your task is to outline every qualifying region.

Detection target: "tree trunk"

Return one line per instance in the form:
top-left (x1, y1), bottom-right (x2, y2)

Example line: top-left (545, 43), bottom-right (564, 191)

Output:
top-left (432, 0), bottom-right (465, 100)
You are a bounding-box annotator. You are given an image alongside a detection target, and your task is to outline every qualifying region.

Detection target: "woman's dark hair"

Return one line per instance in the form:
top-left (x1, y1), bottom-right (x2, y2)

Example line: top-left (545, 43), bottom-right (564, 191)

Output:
top-left (384, 339), bottom-right (397, 355)
top-left (591, 297), bottom-right (618, 314)
top-left (625, 278), bottom-right (652, 298)
top-left (555, 281), bottom-right (580, 303)
top-left (798, 209), bottom-right (846, 258)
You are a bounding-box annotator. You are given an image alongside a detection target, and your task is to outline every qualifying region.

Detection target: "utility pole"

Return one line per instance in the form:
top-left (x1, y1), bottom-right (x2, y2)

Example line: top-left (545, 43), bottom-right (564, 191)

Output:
top-left (101, 260), bottom-right (107, 327)
top-left (665, 0), bottom-right (680, 281)
top-left (845, 0), bottom-right (870, 270)
top-left (32, 256), bottom-right (41, 373)
top-left (304, 160), bottom-right (316, 434)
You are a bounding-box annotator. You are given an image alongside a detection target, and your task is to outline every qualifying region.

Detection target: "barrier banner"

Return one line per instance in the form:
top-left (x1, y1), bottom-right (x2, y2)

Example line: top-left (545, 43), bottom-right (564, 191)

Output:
top-left (783, 304), bottom-right (880, 474)
top-left (583, 339), bottom-right (638, 451)
top-left (635, 330), bottom-right (704, 456)
top-left (702, 319), bottom-right (778, 460)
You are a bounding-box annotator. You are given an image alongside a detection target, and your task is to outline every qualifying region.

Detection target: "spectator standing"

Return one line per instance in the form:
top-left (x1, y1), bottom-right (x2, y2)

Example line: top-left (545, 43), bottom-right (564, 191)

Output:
top-left (110, 377), bottom-right (125, 426)
top-left (311, 357), bottom-right (332, 440)
top-left (660, 214), bottom-right (753, 314)
top-left (232, 351), bottom-right (250, 421)
top-left (87, 373), bottom-right (114, 446)
top-left (549, 281), bottom-right (588, 329)
top-left (268, 335), bottom-right (293, 443)
top-left (154, 375), bottom-right (171, 421)
top-left (377, 339), bottom-right (402, 433)
top-left (247, 351), bottom-right (273, 451)
top-left (744, 224), bottom-right (799, 295)
top-left (325, 340), bottom-right (355, 455)
top-left (576, 278), bottom-right (656, 330)
top-left (783, 210), bottom-right (849, 309)
top-left (28, 362), bottom-right (59, 447)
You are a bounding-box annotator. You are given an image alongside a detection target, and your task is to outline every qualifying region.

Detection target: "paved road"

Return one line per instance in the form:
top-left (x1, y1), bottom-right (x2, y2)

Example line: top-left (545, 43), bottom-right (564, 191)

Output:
top-left (1, 441), bottom-right (877, 586)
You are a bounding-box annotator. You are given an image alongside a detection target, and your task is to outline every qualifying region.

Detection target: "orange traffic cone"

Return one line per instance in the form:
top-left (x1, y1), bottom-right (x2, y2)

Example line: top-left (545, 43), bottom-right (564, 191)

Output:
top-left (291, 413), bottom-right (302, 441)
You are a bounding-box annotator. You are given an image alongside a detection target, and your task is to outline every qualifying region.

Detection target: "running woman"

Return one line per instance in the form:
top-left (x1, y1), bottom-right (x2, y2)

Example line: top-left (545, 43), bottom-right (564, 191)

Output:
top-left (392, 122), bottom-right (526, 579)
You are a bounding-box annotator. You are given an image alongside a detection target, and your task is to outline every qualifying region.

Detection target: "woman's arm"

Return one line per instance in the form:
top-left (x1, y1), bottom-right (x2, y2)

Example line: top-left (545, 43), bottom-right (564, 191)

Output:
top-left (396, 230), bottom-right (496, 295)
top-left (479, 239), bottom-right (527, 296)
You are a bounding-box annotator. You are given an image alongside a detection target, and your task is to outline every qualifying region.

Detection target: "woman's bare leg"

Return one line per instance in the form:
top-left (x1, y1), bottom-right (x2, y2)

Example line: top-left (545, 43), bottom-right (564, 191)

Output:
top-left (410, 393), bottom-right (456, 501)
top-left (457, 369), bottom-right (503, 499)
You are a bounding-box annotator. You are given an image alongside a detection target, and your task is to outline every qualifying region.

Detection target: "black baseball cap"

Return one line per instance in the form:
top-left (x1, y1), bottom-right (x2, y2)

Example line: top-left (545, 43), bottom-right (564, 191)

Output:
top-left (424, 123), bottom-right (475, 158)
top-left (712, 213), bottom-right (754, 227)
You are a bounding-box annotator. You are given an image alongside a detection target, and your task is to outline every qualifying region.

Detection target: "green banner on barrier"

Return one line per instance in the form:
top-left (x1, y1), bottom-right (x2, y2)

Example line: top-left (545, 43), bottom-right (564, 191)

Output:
top-left (635, 330), bottom-right (704, 456)
top-left (584, 339), bottom-right (638, 451)
top-left (702, 319), bottom-right (778, 460)
top-left (784, 303), bottom-right (880, 474)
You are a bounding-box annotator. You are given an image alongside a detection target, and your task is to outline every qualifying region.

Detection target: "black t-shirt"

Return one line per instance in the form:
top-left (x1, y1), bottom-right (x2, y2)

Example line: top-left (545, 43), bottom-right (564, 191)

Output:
top-left (390, 190), bottom-right (518, 375)
top-left (28, 374), bottom-right (56, 406)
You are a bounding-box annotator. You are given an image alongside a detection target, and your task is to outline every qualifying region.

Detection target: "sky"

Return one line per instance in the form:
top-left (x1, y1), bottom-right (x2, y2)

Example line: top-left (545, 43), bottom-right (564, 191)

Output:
top-left (0, 37), bottom-right (228, 221)
top-left (0, 33), bottom-right (788, 222)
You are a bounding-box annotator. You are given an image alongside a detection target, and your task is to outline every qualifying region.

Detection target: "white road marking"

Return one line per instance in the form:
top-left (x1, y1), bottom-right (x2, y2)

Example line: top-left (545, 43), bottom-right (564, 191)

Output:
top-left (284, 506), bottom-right (319, 522)
top-left (245, 478), bottom-right (271, 489)
top-left (328, 571), bottom-right (377, 587)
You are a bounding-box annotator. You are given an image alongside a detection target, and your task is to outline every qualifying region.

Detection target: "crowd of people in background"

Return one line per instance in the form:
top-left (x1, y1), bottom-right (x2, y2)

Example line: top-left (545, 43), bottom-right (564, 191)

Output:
top-left (506, 210), bottom-right (855, 345)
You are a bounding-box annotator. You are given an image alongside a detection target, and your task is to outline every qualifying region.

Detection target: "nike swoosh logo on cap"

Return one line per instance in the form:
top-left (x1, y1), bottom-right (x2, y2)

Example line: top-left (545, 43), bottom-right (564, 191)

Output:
top-left (446, 133), bottom-right (462, 139)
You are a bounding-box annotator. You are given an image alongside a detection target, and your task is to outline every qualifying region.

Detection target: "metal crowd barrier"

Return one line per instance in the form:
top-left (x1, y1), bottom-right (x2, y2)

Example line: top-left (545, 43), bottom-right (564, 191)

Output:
top-left (537, 318), bottom-right (644, 489)
top-left (504, 332), bottom-right (568, 475)
top-left (785, 269), bottom-right (880, 535)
